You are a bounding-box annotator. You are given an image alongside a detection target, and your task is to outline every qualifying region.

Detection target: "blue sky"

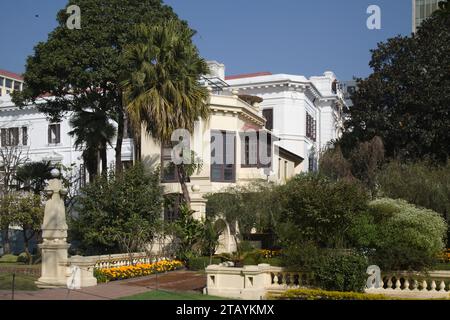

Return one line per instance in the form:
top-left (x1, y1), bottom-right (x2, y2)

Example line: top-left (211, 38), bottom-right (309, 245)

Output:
top-left (0, 0), bottom-right (412, 80)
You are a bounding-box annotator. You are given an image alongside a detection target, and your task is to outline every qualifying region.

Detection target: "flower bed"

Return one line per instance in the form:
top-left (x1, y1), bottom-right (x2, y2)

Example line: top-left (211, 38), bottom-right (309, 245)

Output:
top-left (95, 259), bottom-right (184, 282)
top-left (271, 288), bottom-right (388, 300)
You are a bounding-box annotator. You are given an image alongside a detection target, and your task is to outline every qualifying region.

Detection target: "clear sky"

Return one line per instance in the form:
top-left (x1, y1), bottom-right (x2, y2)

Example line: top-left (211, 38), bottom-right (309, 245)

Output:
top-left (0, 0), bottom-right (412, 80)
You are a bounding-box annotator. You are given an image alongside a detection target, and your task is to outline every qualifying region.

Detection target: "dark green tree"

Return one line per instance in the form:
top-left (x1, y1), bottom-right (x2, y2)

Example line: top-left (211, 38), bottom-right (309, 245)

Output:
top-left (341, 4), bottom-right (450, 163)
top-left (13, 0), bottom-right (189, 175)
top-left (69, 110), bottom-right (116, 180)
top-left (70, 163), bottom-right (163, 255)
top-left (15, 161), bottom-right (52, 194)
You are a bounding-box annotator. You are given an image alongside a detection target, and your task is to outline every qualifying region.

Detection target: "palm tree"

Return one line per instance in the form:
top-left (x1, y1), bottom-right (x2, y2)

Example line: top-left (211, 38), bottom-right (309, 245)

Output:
top-left (69, 109), bottom-right (116, 182)
top-left (15, 161), bottom-right (52, 194)
top-left (122, 20), bottom-right (210, 204)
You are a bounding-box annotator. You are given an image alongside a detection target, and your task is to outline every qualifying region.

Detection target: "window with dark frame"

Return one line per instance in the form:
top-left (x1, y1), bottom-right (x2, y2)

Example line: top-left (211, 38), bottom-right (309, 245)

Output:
top-left (211, 130), bottom-right (236, 183)
top-left (0, 127), bottom-right (22, 147)
top-left (161, 144), bottom-right (177, 183)
top-left (4, 79), bottom-right (12, 88)
top-left (306, 112), bottom-right (317, 142)
top-left (240, 131), bottom-right (272, 168)
top-left (22, 127), bottom-right (28, 146)
top-left (48, 123), bottom-right (61, 144)
top-left (13, 82), bottom-right (21, 91)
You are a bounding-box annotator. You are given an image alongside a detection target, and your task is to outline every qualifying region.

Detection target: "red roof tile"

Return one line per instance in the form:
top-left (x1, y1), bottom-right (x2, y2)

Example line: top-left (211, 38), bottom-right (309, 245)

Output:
top-left (0, 69), bottom-right (24, 81)
top-left (225, 72), bottom-right (272, 80)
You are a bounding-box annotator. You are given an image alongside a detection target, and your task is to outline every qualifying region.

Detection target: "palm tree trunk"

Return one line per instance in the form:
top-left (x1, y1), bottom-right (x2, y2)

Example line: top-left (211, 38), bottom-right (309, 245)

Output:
top-left (115, 104), bottom-right (124, 176)
top-left (176, 164), bottom-right (191, 205)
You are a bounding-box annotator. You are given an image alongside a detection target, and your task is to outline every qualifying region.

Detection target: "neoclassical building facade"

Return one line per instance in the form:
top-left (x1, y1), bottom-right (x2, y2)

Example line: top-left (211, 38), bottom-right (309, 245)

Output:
top-left (224, 68), bottom-right (346, 172)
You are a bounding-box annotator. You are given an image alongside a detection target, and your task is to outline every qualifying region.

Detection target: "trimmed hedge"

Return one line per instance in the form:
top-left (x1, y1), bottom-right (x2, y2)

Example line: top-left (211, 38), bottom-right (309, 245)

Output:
top-left (187, 256), bottom-right (221, 271)
top-left (272, 288), bottom-right (388, 300)
top-left (0, 254), bottom-right (18, 263)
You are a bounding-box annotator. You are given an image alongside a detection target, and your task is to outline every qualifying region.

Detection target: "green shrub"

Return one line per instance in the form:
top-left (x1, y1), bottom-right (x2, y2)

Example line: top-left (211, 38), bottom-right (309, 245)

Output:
top-left (17, 252), bottom-right (30, 264)
top-left (312, 252), bottom-right (368, 292)
top-left (186, 256), bottom-right (221, 271)
top-left (272, 288), bottom-right (387, 300)
top-left (0, 254), bottom-right (18, 263)
top-left (275, 174), bottom-right (369, 249)
top-left (94, 269), bottom-right (109, 283)
top-left (378, 161), bottom-right (450, 243)
top-left (365, 198), bottom-right (447, 271)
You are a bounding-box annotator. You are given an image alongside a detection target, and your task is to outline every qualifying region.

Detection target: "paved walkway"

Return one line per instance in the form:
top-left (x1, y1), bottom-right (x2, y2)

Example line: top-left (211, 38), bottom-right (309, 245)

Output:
top-left (0, 270), bottom-right (206, 300)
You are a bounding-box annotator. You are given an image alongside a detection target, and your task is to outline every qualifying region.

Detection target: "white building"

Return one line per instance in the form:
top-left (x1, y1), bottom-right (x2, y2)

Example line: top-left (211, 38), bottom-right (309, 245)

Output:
top-left (0, 94), bottom-right (134, 188)
top-left (225, 66), bottom-right (346, 172)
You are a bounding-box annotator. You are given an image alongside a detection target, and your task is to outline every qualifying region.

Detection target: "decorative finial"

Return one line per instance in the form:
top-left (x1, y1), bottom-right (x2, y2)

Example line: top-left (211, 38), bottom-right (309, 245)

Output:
top-left (50, 168), bottom-right (60, 178)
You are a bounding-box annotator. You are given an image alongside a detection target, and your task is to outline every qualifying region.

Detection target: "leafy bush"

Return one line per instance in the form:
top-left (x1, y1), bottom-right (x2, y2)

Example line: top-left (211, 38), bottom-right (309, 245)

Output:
top-left (17, 252), bottom-right (30, 264)
top-left (186, 256), bottom-right (221, 271)
top-left (378, 161), bottom-right (450, 242)
top-left (273, 288), bottom-right (387, 300)
top-left (70, 163), bottom-right (163, 255)
top-left (0, 254), bottom-right (18, 263)
top-left (357, 198), bottom-right (447, 271)
top-left (312, 252), bottom-right (368, 292)
top-left (275, 174), bottom-right (369, 249)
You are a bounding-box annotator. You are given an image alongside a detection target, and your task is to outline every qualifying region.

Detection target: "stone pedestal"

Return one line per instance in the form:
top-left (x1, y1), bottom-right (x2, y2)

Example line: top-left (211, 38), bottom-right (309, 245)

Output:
top-left (36, 169), bottom-right (71, 289)
top-left (67, 256), bottom-right (98, 289)
top-left (37, 240), bottom-right (70, 288)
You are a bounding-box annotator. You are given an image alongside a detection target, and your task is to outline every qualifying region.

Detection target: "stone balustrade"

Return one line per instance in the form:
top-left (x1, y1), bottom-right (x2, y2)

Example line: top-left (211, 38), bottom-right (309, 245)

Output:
top-left (206, 263), bottom-right (450, 300)
top-left (93, 252), bottom-right (157, 269)
top-left (267, 268), bottom-right (314, 290)
top-left (365, 271), bottom-right (450, 299)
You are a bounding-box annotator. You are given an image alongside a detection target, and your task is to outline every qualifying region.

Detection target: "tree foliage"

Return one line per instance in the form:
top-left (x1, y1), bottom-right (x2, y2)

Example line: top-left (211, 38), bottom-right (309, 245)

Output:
top-left (13, 0), bottom-right (188, 175)
top-left (122, 20), bottom-right (209, 204)
top-left (351, 198), bottom-right (447, 271)
top-left (275, 174), bottom-right (369, 249)
top-left (1, 192), bottom-right (44, 264)
top-left (377, 160), bottom-right (450, 242)
top-left (341, 6), bottom-right (450, 163)
top-left (70, 163), bottom-right (163, 255)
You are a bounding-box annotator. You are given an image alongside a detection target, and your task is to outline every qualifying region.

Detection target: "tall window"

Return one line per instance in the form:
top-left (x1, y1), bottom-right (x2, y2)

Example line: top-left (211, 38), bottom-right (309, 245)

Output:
top-left (211, 130), bottom-right (236, 182)
top-left (306, 112), bottom-right (317, 142)
top-left (1, 128), bottom-right (21, 147)
top-left (22, 127), bottom-right (28, 146)
top-left (262, 108), bottom-right (273, 131)
top-left (48, 123), bottom-right (61, 144)
top-left (13, 82), bottom-right (21, 91)
top-left (4, 79), bottom-right (12, 88)
top-left (161, 144), bottom-right (177, 183)
top-left (240, 131), bottom-right (272, 168)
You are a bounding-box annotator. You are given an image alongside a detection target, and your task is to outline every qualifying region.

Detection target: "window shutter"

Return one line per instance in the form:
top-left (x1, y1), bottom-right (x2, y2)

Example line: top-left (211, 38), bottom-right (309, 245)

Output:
top-left (12, 128), bottom-right (19, 146)
top-left (1, 129), bottom-right (6, 147)
top-left (56, 124), bottom-right (61, 143)
top-left (22, 127), bottom-right (28, 146)
top-left (48, 125), bottom-right (52, 144)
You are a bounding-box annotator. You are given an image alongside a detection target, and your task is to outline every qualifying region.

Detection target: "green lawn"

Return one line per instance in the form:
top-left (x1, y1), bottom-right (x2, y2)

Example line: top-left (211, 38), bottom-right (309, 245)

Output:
top-left (119, 290), bottom-right (232, 300)
top-left (0, 273), bottom-right (39, 291)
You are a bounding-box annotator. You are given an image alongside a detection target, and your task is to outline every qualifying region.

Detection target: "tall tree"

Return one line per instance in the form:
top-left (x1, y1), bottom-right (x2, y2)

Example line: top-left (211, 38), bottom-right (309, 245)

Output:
top-left (122, 21), bottom-right (210, 204)
top-left (12, 0), bottom-right (188, 175)
top-left (15, 161), bottom-right (52, 194)
top-left (341, 4), bottom-right (450, 163)
top-left (69, 109), bottom-right (116, 181)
